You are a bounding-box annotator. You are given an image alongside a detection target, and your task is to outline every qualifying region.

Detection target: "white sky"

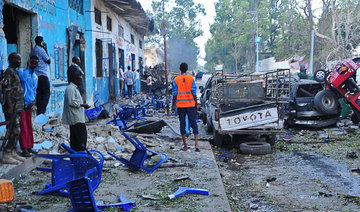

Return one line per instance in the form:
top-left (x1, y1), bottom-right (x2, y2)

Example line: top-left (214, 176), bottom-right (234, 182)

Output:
top-left (138, 0), bottom-right (322, 66)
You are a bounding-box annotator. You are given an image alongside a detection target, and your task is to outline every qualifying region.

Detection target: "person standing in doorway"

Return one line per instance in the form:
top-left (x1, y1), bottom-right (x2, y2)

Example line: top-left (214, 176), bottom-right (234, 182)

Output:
top-left (62, 71), bottom-right (90, 151)
top-left (1, 53), bottom-right (26, 164)
top-left (171, 62), bottom-right (200, 152)
top-left (118, 65), bottom-right (124, 97)
top-left (30, 36), bottom-right (51, 115)
top-left (19, 56), bottom-right (38, 157)
top-left (124, 66), bottom-right (134, 98)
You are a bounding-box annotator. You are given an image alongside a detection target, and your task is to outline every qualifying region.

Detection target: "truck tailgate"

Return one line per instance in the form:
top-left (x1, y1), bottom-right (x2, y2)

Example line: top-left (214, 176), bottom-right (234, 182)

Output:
top-left (219, 107), bottom-right (279, 131)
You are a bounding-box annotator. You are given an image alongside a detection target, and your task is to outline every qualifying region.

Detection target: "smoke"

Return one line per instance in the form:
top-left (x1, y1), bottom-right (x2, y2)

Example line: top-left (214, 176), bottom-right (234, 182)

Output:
top-left (167, 35), bottom-right (199, 72)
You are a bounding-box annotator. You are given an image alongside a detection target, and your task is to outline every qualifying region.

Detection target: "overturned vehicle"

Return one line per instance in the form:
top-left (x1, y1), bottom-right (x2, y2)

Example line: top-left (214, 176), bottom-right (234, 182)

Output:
top-left (200, 69), bottom-right (290, 146)
top-left (284, 79), bottom-right (340, 128)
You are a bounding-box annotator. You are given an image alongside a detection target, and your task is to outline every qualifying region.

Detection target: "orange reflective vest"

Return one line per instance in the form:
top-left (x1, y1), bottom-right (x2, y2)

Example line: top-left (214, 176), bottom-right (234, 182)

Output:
top-left (174, 74), bottom-right (196, 108)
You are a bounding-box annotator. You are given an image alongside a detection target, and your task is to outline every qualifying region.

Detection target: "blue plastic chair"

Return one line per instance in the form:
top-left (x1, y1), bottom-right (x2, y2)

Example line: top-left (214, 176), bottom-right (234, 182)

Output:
top-left (108, 132), bottom-right (167, 173)
top-left (35, 147), bottom-right (104, 197)
top-left (67, 177), bottom-right (136, 212)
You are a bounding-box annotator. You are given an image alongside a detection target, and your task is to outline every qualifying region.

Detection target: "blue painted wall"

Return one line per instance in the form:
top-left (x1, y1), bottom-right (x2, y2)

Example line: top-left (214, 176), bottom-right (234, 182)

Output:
top-left (0, 0), bottom-right (93, 135)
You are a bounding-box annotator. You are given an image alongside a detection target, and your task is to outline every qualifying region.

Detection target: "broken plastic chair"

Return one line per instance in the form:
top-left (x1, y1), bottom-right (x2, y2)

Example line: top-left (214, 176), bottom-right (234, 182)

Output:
top-left (85, 105), bottom-right (104, 120)
top-left (35, 149), bottom-right (104, 196)
top-left (67, 177), bottom-right (136, 212)
top-left (168, 187), bottom-right (209, 199)
top-left (107, 132), bottom-right (167, 173)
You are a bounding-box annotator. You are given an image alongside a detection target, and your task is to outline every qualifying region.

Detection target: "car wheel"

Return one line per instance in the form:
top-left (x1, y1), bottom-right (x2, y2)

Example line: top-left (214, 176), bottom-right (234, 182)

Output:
top-left (239, 142), bottom-right (271, 155)
top-left (314, 90), bottom-right (339, 114)
top-left (266, 135), bottom-right (277, 146)
top-left (212, 129), bottom-right (223, 146)
top-left (314, 69), bottom-right (327, 83)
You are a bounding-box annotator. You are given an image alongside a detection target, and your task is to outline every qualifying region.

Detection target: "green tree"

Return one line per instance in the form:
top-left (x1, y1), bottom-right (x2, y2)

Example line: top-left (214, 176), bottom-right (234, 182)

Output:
top-left (146, 0), bottom-right (205, 71)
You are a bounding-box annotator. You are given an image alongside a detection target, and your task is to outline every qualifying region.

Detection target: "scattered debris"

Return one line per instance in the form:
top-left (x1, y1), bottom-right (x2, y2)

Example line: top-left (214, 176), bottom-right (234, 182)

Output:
top-left (168, 187), bottom-right (209, 199)
top-left (351, 168), bottom-right (360, 173)
top-left (346, 152), bottom-right (358, 159)
top-left (173, 176), bottom-right (190, 182)
top-left (266, 177), bottom-right (277, 182)
top-left (141, 195), bottom-right (160, 200)
top-left (318, 192), bottom-right (334, 197)
top-left (217, 152), bottom-right (232, 158)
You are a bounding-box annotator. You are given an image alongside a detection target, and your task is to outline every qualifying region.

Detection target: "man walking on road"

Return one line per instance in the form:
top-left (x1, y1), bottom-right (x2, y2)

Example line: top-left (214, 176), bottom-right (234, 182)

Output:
top-left (124, 66), bottom-right (134, 98)
top-left (30, 36), bottom-right (50, 115)
top-left (171, 62), bottom-right (200, 152)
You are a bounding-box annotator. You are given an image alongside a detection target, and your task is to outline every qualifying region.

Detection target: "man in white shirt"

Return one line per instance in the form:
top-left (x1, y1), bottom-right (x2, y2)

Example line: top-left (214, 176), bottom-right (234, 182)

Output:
top-left (124, 66), bottom-right (134, 98)
top-left (62, 71), bottom-right (90, 151)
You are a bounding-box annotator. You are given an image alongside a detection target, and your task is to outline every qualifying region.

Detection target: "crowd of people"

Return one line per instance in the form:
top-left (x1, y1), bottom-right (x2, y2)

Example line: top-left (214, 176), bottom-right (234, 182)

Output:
top-left (1, 35), bottom-right (200, 165)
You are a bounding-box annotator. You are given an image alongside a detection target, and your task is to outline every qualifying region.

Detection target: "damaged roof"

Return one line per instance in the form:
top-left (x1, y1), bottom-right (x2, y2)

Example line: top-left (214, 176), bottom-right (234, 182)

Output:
top-left (104, 0), bottom-right (150, 35)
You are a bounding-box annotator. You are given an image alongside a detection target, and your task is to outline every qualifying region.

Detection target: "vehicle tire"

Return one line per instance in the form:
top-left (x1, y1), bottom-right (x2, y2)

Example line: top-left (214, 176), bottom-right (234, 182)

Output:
top-left (212, 130), bottom-right (223, 146)
top-left (314, 90), bottom-right (339, 115)
top-left (314, 69), bottom-right (327, 83)
top-left (239, 142), bottom-right (271, 155)
top-left (266, 135), bottom-right (277, 146)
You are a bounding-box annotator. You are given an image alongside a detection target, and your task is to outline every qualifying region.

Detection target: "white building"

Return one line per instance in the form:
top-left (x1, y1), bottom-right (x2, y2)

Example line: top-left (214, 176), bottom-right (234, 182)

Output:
top-left (89, 0), bottom-right (148, 101)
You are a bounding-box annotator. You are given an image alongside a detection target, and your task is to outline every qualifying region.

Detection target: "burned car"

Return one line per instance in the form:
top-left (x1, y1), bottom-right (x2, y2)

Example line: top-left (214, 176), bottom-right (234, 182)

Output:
top-left (200, 70), bottom-right (289, 146)
top-left (285, 79), bottom-right (340, 128)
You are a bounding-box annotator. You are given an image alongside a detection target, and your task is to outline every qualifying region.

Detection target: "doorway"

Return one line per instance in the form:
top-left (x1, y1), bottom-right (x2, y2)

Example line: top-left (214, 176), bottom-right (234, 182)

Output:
top-left (108, 43), bottom-right (116, 99)
top-left (119, 48), bottom-right (124, 71)
top-left (3, 4), bottom-right (35, 67)
top-left (131, 53), bottom-right (135, 71)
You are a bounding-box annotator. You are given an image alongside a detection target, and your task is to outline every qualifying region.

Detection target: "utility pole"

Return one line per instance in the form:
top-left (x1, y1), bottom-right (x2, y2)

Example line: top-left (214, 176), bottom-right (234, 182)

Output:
top-left (162, 0), bottom-right (169, 115)
top-left (248, 10), bottom-right (264, 73)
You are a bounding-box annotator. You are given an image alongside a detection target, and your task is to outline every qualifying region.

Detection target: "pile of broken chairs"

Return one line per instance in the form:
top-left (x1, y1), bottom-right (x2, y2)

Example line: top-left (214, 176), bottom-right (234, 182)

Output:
top-left (107, 97), bottom-right (168, 131)
top-left (33, 132), bottom-right (167, 211)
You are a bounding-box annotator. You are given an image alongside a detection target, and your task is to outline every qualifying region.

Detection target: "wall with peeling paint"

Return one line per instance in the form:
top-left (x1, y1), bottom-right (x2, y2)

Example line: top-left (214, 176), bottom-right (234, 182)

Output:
top-left (0, 0), bottom-right (146, 135)
top-left (90, 0), bottom-right (145, 104)
top-left (0, 0), bottom-right (92, 136)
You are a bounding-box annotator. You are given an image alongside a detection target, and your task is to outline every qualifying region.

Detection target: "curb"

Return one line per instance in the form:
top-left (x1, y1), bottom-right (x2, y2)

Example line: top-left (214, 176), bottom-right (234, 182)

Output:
top-left (0, 157), bottom-right (45, 179)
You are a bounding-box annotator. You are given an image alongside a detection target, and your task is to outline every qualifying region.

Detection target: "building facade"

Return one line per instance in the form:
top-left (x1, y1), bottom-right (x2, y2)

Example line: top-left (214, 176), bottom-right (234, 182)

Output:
top-left (0, 0), bottom-right (148, 133)
top-left (144, 43), bottom-right (164, 68)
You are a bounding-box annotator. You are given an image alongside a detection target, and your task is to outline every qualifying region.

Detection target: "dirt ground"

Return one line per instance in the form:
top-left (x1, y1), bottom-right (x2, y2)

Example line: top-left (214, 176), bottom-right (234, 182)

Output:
top-left (1, 103), bottom-right (360, 211)
top-left (214, 121), bottom-right (360, 211)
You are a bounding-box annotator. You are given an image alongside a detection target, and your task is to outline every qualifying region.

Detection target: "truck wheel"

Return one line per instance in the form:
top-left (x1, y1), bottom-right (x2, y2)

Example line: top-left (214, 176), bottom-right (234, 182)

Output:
top-left (314, 69), bottom-right (327, 83)
top-left (266, 135), bottom-right (277, 146)
top-left (239, 142), bottom-right (271, 155)
top-left (212, 130), bottom-right (223, 146)
top-left (314, 90), bottom-right (339, 115)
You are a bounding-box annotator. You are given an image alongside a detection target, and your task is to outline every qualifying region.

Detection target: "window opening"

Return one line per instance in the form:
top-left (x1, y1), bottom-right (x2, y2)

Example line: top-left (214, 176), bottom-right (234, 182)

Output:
top-left (95, 8), bottom-right (101, 25)
top-left (95, 39), bottom-right (103, 77)
top-left (107, 16), bottom-right (112, 31)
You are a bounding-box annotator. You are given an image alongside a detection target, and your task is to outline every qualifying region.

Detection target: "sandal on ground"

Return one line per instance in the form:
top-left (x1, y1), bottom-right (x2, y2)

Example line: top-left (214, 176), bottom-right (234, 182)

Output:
top-left (195, 148), bottom-right (200, 152)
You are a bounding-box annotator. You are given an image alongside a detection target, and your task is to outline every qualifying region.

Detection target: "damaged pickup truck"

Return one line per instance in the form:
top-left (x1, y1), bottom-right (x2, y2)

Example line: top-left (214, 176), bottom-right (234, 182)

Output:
top-left (200, 70), bottom-right (290, 146)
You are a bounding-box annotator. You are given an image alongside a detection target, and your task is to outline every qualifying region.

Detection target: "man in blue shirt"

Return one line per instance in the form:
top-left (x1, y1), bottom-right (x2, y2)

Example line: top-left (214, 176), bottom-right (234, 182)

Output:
top-left (30, 36), bottom-right (50, 115)
top-left (18, 56), bottom-right (38, 157)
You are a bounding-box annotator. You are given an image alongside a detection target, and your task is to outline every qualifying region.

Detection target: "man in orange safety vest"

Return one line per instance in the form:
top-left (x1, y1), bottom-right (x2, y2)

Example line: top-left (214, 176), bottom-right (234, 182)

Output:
top-left (171, 62), bottom-right (199, 152)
